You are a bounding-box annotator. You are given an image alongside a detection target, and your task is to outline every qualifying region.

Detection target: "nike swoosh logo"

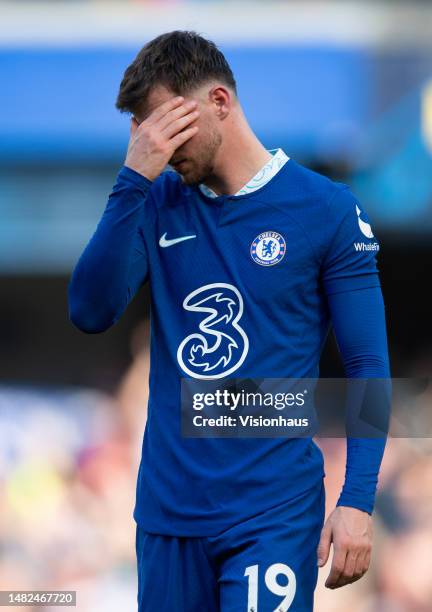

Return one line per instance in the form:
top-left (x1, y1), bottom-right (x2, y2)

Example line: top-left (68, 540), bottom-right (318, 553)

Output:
top-left (159, 232), bottom-right (197, 248)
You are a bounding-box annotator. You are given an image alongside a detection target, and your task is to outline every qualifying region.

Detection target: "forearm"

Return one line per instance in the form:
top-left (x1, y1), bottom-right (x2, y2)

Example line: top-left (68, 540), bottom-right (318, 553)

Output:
top-left (328, 285), bottom-right (391, 514)
top-left (68, 166), bottom-right (152, 333)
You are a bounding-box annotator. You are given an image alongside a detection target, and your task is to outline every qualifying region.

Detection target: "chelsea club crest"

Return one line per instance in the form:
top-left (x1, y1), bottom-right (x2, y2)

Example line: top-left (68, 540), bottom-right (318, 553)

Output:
top-left (250, 231), bottom-right (286, 266)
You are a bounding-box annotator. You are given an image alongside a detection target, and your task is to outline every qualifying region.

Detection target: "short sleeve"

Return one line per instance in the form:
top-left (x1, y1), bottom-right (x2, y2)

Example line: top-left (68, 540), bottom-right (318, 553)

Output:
top-left (322, 187), bottom-right (382, 296)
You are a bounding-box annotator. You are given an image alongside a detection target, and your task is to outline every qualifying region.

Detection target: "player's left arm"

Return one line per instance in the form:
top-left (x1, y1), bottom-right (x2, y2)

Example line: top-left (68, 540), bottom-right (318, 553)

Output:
top-left (317, 187), bottom-right (391, 589)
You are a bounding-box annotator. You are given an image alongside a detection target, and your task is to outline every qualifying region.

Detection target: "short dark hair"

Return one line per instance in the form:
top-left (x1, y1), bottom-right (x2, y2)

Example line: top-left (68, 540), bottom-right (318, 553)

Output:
top-left (116, 30), bottom-right (237, 115)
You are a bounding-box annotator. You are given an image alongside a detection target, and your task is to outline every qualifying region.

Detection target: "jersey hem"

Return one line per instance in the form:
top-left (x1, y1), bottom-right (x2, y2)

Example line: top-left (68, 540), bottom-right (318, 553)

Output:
top-left (132, 470), bottom-right (325, 537)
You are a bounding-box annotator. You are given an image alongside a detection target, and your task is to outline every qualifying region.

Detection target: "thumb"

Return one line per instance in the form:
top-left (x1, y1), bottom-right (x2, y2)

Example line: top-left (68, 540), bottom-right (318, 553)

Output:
top-left (317, 521), bottom-right (332, 567)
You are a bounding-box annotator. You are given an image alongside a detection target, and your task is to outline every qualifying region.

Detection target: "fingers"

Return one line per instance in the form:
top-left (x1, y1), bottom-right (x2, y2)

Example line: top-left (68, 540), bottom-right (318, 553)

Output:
top-left (364, 547), bottom-right (372, 573)
top-left (134, 96), bottom-right (199, 149)
top-left (325, 545), bottom-right (347, 589)
top-left (338, 550), bottom-right (362, 587)
top-left (158, 99), bottom-right (198, 132)
top-left (325, 544), bottom-right (371, 589)
top-left (352, 550), bottom-right (368, 583)
top-left (354, 546), bottom-right (371, 579)
top-left (321, 506), bottom-right (373, 590)
top-left (163, 109), bottom-right (200, 140)
top-left (146, 95), bottom-right (185, 124)
top-left (317, 521), bottom-right (332, 567)
top-left (169, 125), bottom-right (199, 150)
top-left (124, 94), bottom-right (199, 179)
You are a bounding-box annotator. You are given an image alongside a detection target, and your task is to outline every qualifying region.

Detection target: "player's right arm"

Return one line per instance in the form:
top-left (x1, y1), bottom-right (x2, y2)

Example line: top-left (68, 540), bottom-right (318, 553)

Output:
top-left (68, 96), bottom-right (199, 333)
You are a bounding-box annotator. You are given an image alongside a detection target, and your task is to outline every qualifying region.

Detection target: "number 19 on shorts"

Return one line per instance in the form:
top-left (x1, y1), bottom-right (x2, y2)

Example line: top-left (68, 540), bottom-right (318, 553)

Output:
top-left (244, 563), bottom-right (296, 612)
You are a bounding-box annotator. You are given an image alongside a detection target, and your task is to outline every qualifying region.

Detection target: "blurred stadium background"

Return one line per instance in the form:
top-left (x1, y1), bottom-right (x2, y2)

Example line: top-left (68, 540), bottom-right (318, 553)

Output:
top-left (1, 1), bottom-right (432, 610)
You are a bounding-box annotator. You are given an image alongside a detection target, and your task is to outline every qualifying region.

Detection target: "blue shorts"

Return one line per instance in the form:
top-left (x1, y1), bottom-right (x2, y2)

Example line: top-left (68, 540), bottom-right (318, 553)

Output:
top-left (136, 480), bottom-right (325, 611)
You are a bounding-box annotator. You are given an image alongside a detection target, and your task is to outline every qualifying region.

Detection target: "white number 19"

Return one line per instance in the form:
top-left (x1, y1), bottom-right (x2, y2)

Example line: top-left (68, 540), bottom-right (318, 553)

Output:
top-left (244, 563), bottom-right (296, 612)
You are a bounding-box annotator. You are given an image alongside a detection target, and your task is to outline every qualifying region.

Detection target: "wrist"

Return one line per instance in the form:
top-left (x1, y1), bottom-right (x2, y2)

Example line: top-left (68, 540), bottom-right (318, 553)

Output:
top-left (124, 157), bottom-right (160, 181)
top-left (118, 165), bottom-right (154, 191)
top-left (336, 504), bottom-right (370, 515)
top-left (336, 496), bottom-right (373, 515)
top-left (123, 162), bottom-right (156, 181)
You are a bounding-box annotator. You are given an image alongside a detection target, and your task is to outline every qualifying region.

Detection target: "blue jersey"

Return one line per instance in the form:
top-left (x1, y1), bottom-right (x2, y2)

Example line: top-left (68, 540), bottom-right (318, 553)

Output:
top-left (69, 158), bottom-right (389, 535)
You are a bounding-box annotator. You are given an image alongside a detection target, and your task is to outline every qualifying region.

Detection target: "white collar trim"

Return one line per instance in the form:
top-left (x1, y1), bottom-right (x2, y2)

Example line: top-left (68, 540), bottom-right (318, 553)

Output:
top-left (199, 148), bottom-right (289, 198)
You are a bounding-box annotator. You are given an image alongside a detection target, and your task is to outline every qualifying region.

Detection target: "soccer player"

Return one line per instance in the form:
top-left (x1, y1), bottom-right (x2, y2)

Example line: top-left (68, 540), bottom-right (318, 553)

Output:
top-left (68, 31), bottom-right (390, 611)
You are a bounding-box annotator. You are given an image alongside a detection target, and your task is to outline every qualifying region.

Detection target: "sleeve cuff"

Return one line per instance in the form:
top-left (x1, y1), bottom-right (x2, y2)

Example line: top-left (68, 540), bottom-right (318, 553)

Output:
top-left (336, 495), bottom-right (374, 515)
top-left (118, 165), bottom-right (153, 191)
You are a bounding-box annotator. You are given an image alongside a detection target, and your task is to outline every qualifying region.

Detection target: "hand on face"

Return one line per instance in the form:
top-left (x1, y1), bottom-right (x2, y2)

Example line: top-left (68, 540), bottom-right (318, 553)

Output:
top-left (124, 96), bottom-right (200, 181)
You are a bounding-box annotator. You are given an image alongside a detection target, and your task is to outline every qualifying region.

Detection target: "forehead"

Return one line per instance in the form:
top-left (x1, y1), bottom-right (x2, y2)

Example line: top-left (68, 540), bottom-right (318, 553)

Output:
top-left (136, 84), bottom-right (177, 122)
top-left (147, 84), bottom-right (176, 111)
top-left (135, 83), bottom-right (209, 122)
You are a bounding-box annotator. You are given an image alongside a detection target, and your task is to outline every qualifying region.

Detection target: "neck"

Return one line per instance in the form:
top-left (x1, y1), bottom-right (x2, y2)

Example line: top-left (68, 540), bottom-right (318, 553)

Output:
top-left (203, 113), bottom-right (272, 196)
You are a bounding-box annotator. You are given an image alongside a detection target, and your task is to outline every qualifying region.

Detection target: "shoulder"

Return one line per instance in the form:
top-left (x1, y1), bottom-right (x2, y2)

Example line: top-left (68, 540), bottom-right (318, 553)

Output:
top-left (270, 159), bottom-right (368, 262)
top-left (265, 159), bottom-right (350, 217)
top-left (291, 159), bottom-right (352, 203)
top-left (284, 159), bottom-right (366, 225)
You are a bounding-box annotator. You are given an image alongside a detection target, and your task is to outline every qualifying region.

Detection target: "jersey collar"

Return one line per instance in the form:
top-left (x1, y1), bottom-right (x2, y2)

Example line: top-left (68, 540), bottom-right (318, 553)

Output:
top-left (198, 148), bottom-right (289, 199)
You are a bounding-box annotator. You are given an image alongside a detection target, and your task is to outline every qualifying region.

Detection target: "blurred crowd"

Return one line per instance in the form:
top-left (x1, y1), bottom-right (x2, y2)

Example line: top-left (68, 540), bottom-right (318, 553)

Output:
top-left (0, 323), bottom-right (431, 611)
top-left (0, 324), bottom-right (149, 612)
top-left (316, 435), bottom-right (432, 611)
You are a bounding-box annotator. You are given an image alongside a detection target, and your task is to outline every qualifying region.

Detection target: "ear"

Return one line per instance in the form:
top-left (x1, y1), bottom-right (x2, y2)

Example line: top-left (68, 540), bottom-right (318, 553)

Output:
top-left (208, 86), bottom-right (232, 119)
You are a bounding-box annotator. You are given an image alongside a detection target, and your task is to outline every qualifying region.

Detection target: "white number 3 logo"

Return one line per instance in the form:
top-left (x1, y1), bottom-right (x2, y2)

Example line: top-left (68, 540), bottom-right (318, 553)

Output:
top-left (244, 563), bottom-right (296, 612)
